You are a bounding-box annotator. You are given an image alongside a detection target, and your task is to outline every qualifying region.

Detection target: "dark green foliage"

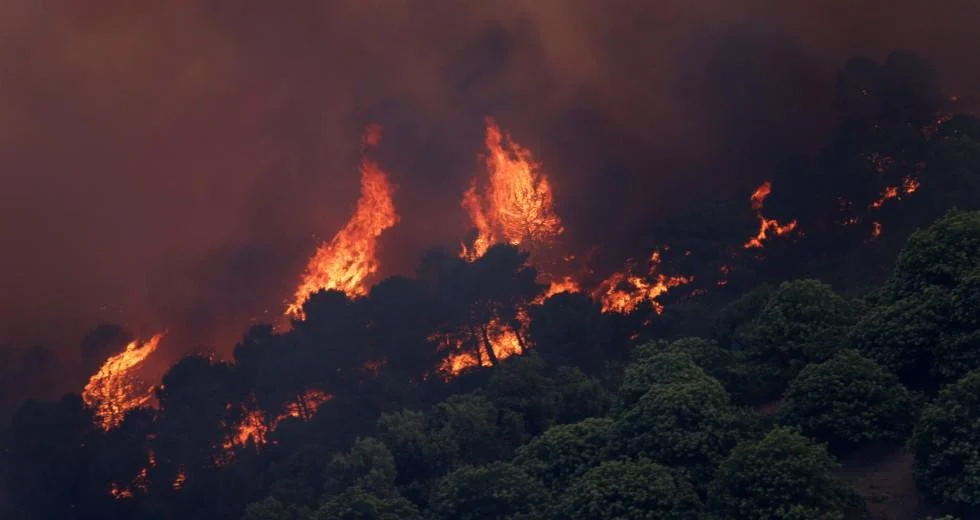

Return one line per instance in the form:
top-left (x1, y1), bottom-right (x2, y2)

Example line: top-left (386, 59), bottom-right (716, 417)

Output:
top-left (376, 410), bottom-right (453, 487)
top-left (315, 486), bottom-right (422, 520)
top-left (614, 375), bottom-right (741, 482)
top-left (911, 371), bottom-right (980, 510)
top-left (428, 463), bottom-right (549, 520)
top-left (779, 350), bottom-right (915, 449)
top-left (324, 438), bottom-right (398, 496)
top-left (852, 211), bottom-right (980, 388)
top-left (848, 288), bottom-right (947, 387)
top-left (512, 418), bottom-right (614, 491)
top-left (713, 284), bottom-right (775, 348)
top-left (555, 459), bottom-right (702, 520)
top-left (550, 366), bottom-right (613, 424)
top-left (708, 427), bottom-right (855, 520)
top-left (731, 280), bottom-right (856, 402)
top-left (664, 337), bottom-right (730, 376)
top-left (616, 349), bottom-right (716, 410)
top-left (883, 210), bottom-right (980, 299)
top-left (527, 292), bottom-right (616, 372)
top-left (483, 354), bottom-right (557, 441)
top-left (242, 497), bottom-right (290, 520)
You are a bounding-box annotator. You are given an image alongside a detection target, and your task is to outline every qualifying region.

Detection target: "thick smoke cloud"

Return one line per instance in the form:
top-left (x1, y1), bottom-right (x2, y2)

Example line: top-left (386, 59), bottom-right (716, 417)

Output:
top-left (0, 0), bottom-right (976, 365)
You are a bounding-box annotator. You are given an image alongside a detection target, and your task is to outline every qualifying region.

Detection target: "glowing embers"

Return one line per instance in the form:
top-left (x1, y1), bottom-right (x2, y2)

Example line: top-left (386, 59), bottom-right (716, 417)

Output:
top-left (869, 176), bottom-right (920, 209)
top-left (460, 118), bottom-right (563, 260)
top-left (82, 333), bottom-right (165, 430)
top-left (743, 181), bottom-right (799, 249)
top-left (593, 250), bottom-right (693, 314)
top-left (287, 125), bottom-right (398, 318)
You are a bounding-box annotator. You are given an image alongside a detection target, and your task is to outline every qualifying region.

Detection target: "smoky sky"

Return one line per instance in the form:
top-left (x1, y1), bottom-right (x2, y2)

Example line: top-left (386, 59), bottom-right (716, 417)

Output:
top-left (0, 0), bottom-right (977, 359)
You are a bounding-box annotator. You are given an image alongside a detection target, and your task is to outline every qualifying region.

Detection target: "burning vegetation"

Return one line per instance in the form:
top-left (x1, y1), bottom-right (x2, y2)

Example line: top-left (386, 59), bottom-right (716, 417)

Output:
top-left (82, 333), bottom-right (165, 430)
top-left (460, 118), bottom-right (564, 261)
top-left (743, 181), bottom-right (799, 249)
top-left (286, 124), bottom-right (399, 318)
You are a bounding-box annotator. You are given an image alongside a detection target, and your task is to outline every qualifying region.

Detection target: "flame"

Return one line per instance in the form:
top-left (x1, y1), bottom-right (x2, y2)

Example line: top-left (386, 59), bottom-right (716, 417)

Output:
top-left (460, 118), bottom-right (563, 260)
top-left (437, 317), bottom-right (525, 375)
top-left (594, 250), bottom-right (693, 314)
top-left (272, 389), bottom-right (331, 427)
top-left (224, 390), bottom-right (331, 454)
top-left (230, 409), bottom-right (269, 448)
top-left (82, 333), bottom-right (165, 430)
top-left (286, 125), bottom-right (398, 318)
top-left (869, 176), bottom-right (919, 210)
top-left (540, 276), bottom-right (580, 301)
top-left (743, 181), bottom-right (798, 249)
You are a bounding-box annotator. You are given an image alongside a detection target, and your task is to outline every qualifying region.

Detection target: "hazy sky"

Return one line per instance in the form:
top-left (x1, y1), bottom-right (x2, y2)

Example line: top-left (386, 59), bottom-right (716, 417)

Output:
top-left (1, 0), bottom-right (976, 357)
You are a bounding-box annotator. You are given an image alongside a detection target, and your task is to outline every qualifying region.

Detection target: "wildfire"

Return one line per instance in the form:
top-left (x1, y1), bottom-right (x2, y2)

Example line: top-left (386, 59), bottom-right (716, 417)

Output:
top-left (594, 250), bottom-right (693, 314)
top-left (460, 118), bottom-right (563, 260)
top-left (225, 390), bottom-right (331, 452)
top-left (436, 317), bottom-right (526, 375)
top-left (82, 333), bottom-right (165, 430)
top-left (540, 276), bottom-right (581, 301)
top-left (869, 176), bottom-right (919, 209)
top-left (743, 181), bottom-right (798, 249)
top-left (286, 124), bottom-right (398, 318)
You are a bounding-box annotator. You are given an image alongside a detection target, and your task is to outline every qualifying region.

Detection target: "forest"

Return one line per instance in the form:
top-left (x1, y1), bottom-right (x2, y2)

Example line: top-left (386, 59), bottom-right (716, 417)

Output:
top-left (3, 50), bottom-right (980, 520)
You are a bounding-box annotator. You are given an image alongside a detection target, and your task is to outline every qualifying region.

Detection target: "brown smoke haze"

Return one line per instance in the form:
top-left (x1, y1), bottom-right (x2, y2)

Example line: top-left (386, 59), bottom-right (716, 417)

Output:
top-left (0, 0), bottom-right (977, 364)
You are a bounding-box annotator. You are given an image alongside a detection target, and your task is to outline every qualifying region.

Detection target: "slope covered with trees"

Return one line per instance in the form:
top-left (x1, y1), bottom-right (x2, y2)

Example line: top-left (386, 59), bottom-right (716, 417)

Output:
top-left (2, 51), bottom-right (980, 520)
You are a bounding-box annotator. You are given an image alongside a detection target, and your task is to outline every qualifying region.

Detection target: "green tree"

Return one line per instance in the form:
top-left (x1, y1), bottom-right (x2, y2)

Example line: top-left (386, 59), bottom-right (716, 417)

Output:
top-left (911, 370), bottom-right (980, 511)
top-left (556, 459), bottom-right (702, 520)
top-left (708, 427), bottom-right (856, 520)
top-left (324, 437), bottom-right (398, 496)
top-left (427, 463), bottom-right (549, 520)
top-left (550, 366), bottom-right (612, 424)
top-left (376, 409), bottom-right (453, 487)
top-left (737, 280), bottom-right (855, 394)
top-left (242, 497), bottom-right (290, 520)
top-left (513, 418), bottom-right (614, 492)
top-left (779, 350), bottom-right (915, 450)
top-left (615, 376), bottom-right (741, 482)
top-left (851, 211), bottom-right (980, 388)
top-left (881, 210), bottom-right (980, 300)
top-left (315, 486), bottom-right (422, 520)
top-left (616, 350), bottom-right (715, 411)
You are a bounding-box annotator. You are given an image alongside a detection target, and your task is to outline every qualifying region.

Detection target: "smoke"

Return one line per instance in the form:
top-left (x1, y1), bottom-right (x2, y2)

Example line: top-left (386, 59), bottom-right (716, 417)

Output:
top-left (0, 0), bottom-right (976, 366)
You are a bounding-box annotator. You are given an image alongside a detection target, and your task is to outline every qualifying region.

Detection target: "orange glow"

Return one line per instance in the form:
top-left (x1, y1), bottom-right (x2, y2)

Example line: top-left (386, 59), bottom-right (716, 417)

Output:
top-left (870, 176), bottom-right (919, 210)
top-left (273, 389), bottom-right (331, 427)
top-left (230, 409), bottom-right (269, 448)
top-left (82, 333), bottom-right (165, 430)
top-left (743, 181), bottom-right (798, 249)
top-left (460, 117), bottom-right (563, 260)
top-left (172, 472), bottom-right (186, 491)
top-left (438, 317), bottom-right (525, 375)
top-left (540, 276), bottom-right (580, 301)
top-left (225, 390), bottom-right (331, 454)
top-left (594, 250), bottom-right (693, 314)
top-left (287, 125), bottom-right (398, 318)
top-left (871, 221), bottom-right (882, 239)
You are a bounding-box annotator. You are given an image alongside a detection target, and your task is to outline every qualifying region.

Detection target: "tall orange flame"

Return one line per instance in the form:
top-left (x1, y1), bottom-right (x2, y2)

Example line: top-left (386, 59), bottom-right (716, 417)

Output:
top-left (460, 118), bottom-right (563, 260)
top-left (286, 125), bottom-right (398, 318)
top-left (82, 333), bottom-right (165, 430)
top-left (743, 181), bottom-right (798, 249)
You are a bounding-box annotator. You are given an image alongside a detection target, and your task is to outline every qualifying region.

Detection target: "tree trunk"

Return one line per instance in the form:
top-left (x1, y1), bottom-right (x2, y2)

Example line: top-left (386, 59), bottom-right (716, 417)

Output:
top-left (480, 324), bottom-right (499, 366)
